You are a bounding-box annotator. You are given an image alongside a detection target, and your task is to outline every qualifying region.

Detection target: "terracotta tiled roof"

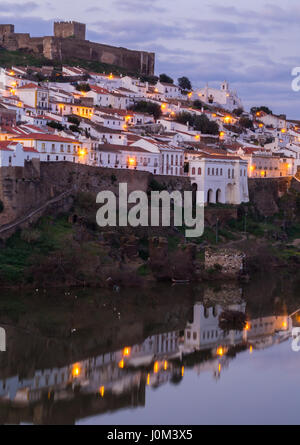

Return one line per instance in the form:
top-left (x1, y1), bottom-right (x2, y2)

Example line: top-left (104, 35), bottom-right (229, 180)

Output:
top-left (11, 133), bottom-right (80, 143)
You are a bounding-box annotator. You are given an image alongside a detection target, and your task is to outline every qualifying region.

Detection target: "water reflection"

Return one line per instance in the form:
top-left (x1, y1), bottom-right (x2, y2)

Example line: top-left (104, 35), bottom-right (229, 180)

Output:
top-left (0, 282), bottom-right (298, 425)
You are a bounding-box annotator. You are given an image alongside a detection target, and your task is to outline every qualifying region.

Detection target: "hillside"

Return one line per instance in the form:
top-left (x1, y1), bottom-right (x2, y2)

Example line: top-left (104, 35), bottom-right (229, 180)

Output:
top-left (0, 48), bottom-right (156, 81)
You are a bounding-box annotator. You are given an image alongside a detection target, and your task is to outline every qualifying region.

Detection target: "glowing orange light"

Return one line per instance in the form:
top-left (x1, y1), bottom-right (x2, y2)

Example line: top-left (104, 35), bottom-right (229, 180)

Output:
top-left (218, 364), bottom-right (221, 373)
top-left (282, 321), bottom-right (287, 329)
top-left (181, 366), bottom-right (185, 377)
top-left (99, 386), bottom-right (105, 397)
top-left (220, 131), bottom-right (225, 137)
top-left (108, 73), bottom-right (113, 79)
top-left (250, 345), bottom-right (253, 354)
top-left (217, 347), bottom-right (224, 357)
top-left (281, 128), bottom-right (286, 133)
top-left (259, 123), bottom-right (263, 128)
top-left (245, 323), bottom-right (250, 331)
top-left (9, 71), bottom-right (15, 76)
top-left (224, 116), bottom-right (231, 123)
top-left (128, 157), bottom-right (136, 166)
top-left (147, 373), bottom-right (150, 385)
top-left (195, 135), bottom-right (200, 140)
top-left (260, 171), bottom-right (265, 177)
top-left (72, 365), bottom-right (81, 377)
top-left (123, 124), bottom-right (128, 130)
top-left (119, 359), bottom-right (125, 369)
top-left (79, 149), bottom-right (86, 157)
top-left (123, 347), bottom-right (131, 357)
top-left (161, 103), bottom-right (167, 110)
top-left (154, 361), bottom-right (159, 374)
top-left (250, 165), bottom-right (255, 172)
top-left (188, 92), bottom-right (192, 98)
top-left (164, 361), bottom-right (168, 371)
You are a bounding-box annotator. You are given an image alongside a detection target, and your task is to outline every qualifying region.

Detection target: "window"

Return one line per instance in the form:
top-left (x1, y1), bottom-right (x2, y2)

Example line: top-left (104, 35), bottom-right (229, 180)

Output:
top-left (198, 167), bottom-right (201, 175)
top-left (208, 168), bottom-right (210, 175)
top-left (228, 169), bottom-right (231, 179)
top-left (192, 167), bottom-right (196, 175)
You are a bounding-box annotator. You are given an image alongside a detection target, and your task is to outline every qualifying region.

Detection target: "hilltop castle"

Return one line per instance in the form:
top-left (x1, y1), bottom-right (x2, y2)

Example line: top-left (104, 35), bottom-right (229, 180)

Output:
top-left (0, 21), bottom-right (155, 76)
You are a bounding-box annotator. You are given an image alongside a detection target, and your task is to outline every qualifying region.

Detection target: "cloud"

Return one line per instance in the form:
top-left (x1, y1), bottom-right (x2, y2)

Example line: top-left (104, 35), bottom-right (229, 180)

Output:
top-left (89, 19), bottom-right (186, 46)
top-left (113, 0), bottom-right (166, 13)
top-left (0, 2), bottom-right (38, 13)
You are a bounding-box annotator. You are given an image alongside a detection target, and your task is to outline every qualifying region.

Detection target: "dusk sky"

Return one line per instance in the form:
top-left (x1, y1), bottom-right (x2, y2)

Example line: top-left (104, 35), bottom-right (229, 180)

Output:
top-left (1, 0), bottom-right (300, 118)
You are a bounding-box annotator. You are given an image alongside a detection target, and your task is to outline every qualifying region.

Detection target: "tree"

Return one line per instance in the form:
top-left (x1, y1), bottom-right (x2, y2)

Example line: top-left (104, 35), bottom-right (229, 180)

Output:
top-left (69, 125), bottom-right (81, 133)
top-left (251, 106), bottom-right (272, 116)
top-left (175, 112), bottom-right (219, 135)
top-left (140, 75), bottom-right (159, 85)
top-left (178, 76), bottom-right (192, 91)
top-left (68, 116), bottom-right (81, 126)
top-left (176, 112), bottom-right (193, 126)
top-left (239, 116), bottom-right (254, 129)
top-left (159, 73), bottom-right (174, 84)
top-left (233, 107), bottom-right (244, 117)
top-left (193, 115), bottom-right (219, 135)
top-left (193, 100), bottom-right (205, 110)
top-left (47, 121), bottom-right (64, 131)
top-left (130, 101), bottom-right (162, 120)
top-left (76, 83), bottom-right (91, 93)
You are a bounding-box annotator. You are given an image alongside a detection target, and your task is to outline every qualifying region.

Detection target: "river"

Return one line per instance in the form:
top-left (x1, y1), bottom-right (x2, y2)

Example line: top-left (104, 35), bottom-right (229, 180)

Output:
top-left (0, 271), bottom-right (299, 425)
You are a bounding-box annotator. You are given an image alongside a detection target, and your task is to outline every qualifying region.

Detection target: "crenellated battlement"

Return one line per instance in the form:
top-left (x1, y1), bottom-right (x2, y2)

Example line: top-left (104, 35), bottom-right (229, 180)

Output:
top-left (54, 21), bottom-right (86, 40)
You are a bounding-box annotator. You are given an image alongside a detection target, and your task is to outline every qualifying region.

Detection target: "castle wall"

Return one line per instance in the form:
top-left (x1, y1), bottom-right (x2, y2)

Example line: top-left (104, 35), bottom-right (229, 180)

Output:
top-left (0, 22), bottom-right (155, 75)
top-left (46, 38), bottom-right (155, 75)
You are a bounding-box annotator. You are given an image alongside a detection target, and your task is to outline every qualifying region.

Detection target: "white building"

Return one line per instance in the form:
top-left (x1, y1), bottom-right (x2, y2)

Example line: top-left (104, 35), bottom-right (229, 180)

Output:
top-left (16, 83), bottom-right (50, 114)
top-left (187, 152), bottom-right (249, 205)
top-left (11, 133), bottom-right (86, 164)
top-left (0, 141), bottom-right (39, 167)
top-left (92, 144), bottom-right (160, 174)
top-left (196, 81), bottom-right (243, 112)
top-left (155, 81), bottom-right (181, 99)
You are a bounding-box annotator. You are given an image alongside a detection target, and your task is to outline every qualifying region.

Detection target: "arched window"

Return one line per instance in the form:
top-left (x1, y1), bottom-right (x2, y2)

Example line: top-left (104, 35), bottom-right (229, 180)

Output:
top-left (192, 167), bottom-right (196, 175)
top-left (198, 167), bottom-right (201, 175)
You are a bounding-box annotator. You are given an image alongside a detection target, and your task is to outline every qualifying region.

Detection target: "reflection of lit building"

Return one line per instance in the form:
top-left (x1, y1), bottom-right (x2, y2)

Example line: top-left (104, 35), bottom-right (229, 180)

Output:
top-left (0, 301), bottom-right (296, 424)
top-left (125, 331), bottom-right (181, 368)
top-left (246, 315), bottom-right (292, 350)
top-left (183, 302), bottom-right (246, 353)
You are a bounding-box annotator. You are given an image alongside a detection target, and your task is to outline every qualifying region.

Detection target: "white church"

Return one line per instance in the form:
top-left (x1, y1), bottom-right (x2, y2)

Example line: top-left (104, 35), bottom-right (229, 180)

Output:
top-left (196, 81), bottom-right (243, 112)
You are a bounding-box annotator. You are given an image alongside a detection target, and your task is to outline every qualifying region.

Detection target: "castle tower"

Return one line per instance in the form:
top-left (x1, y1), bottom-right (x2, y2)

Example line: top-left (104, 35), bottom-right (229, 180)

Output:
top-left (0, 25), bottom-right (14, 43)
top-left (54, 21), bottom-right (86, 40)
